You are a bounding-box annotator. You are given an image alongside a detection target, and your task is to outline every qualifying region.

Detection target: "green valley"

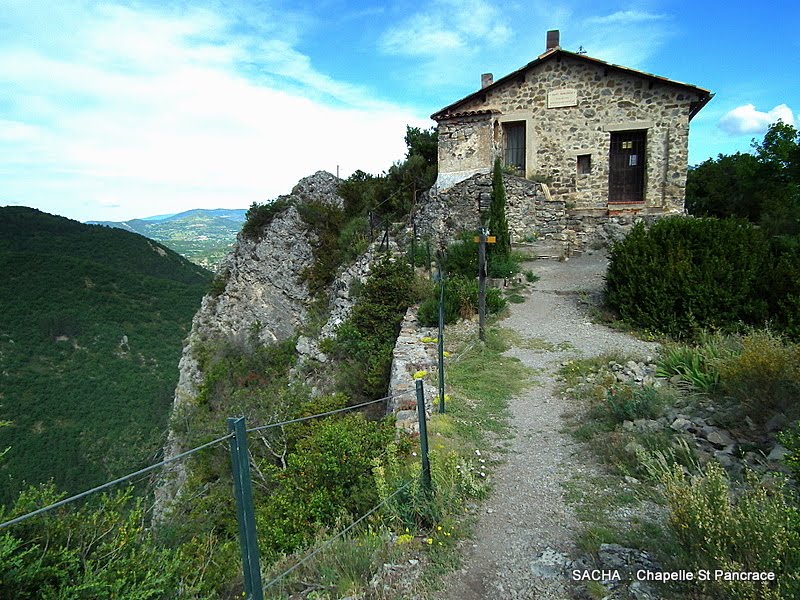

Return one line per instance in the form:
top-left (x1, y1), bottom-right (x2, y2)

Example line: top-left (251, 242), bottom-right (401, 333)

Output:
top-left (0, 207), bottom-right (212, 505)
top-left (89, 208), bottom-right (246, 270)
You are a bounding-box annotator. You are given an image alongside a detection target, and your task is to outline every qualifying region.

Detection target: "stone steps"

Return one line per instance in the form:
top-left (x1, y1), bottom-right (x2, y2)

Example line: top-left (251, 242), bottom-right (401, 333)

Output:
top-left (514, 240), bottom-right (568, 260)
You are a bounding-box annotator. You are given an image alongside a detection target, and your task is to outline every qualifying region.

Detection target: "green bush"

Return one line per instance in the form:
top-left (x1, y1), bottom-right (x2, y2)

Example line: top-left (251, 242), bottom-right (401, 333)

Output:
top-left (417, 276), bottom-right (506, 327)
top-left (296, 200), bottom-right (347, 298)
top-left (0, 486), bottom-right (203, 600)
top-left (604, 384), bottom-right (666, 423)
top-left (338, 215), bottom-right (371, 263)
top-left (715, 331), bottom-right (800, 422)
top-left (331, 258), bottom-right (416, 400)
top-left (444, 231), bottom-right (479, 278)
top-left (487, 251), bottom-right (521, 278)
top-left (655, 461), bottom-right (800, 599)
top-left (487, 158), bottom-right (511, 258)
top-left (656, 333), bottom-right (740, 393)
top-left (605, 217), bottom-right (769, 339)
top-left (242, 198), bottom-right (292, 240)
top-left (764, 245), bottom-right (800, 340)
top-left (256, 414), bottom-right (395, 555)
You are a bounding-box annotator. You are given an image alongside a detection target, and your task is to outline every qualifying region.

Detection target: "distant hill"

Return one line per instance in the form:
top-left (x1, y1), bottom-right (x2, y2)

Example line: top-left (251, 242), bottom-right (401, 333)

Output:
top-left (88, 208), bottom-right (247, 270)
top-left (0, 207), bottom-right (213, 505)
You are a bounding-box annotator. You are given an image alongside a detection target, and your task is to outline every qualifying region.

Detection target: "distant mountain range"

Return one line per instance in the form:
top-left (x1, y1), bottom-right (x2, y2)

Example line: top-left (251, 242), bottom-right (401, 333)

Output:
top-left (88, 208), bottom-right (247, 270)
top-left (0, 207), bottom-right (212, 505)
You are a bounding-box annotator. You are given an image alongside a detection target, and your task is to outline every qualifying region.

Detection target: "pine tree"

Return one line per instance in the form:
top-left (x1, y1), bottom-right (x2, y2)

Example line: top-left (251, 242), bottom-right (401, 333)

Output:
top-left (488, 158), bottom-right (511, 258)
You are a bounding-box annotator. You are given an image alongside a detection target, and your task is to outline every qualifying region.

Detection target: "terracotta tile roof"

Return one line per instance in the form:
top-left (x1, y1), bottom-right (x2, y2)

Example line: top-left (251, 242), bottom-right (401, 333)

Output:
top-left (431, 49), bottom-right (713, 122)
top-left (438, 108), bottom-right (500, 119)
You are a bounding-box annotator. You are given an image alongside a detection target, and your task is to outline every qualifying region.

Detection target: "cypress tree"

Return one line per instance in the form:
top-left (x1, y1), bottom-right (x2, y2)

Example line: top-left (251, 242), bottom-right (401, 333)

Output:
top-left (488, 158), bottom-right (511, 258)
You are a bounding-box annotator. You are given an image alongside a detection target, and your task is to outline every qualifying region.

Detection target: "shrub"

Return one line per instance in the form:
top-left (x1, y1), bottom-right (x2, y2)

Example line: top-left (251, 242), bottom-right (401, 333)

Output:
top-left (654, 461), bottom-right (800, 599)
top-left (207, 267), bottom-right (230, 298)
top-left (487, 251), bottom-right (521, 278)
top-left (778, 423), bottom-right (800, 483)
top-left (524, 270), bottom-right (540, 283)
top-left (257, 414), bottom-right (395, 555)
top-left (605, 217), bottom-right (769, 339)
top-left (241, 198), bottom-right (292, 239)
top-left (296, 200), bottom-right (346, 297)
top-left (764, 245), bottom-right (800, 341)
top-left (715, 330), bottom-right (800, 422)
top-left (604, 384), bottom-right (667, 423)
top-left (331, 257), bottom-right (416, 400)
top-left (0, 486), bottom-right (196, 600)
top-left (417, 276), bottom-right (506, 327)
top-left (444, 231), bottom-right (479, 278)
top-left (487, 158), bottom-right (511, 258)
top-left (338, 215), bottom-right (371, 263)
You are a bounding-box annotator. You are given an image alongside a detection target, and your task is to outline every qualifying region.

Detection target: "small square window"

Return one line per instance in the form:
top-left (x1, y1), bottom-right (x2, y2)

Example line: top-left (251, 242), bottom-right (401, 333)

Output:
top-left (577, 154), bottom-right (591, 175)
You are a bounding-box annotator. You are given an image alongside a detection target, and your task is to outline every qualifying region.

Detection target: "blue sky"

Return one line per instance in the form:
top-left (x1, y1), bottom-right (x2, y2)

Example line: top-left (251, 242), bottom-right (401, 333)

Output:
top-left (1, 0), bottom-right (798, 222)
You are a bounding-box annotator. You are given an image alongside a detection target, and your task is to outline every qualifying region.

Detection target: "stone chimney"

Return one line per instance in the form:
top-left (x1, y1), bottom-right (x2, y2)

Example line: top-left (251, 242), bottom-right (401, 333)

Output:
top-left (481, 73), bottom-right (493, 89)
top-left (546, 29), bottom-right (560, 50)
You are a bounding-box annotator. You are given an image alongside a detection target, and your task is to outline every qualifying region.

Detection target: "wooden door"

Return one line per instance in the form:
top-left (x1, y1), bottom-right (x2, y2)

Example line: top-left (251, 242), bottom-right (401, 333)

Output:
top-left (609, 130), bottom-right (646, 203)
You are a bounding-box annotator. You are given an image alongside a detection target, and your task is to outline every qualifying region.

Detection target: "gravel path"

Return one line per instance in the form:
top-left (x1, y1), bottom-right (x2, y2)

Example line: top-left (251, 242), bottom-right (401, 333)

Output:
top-left (434, 251), bottom-right (658, 600)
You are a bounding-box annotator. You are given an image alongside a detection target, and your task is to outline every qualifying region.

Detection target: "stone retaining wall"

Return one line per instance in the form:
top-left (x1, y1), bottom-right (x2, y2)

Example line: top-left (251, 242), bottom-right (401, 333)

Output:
top-left (387, 307), bottom-right (440, 432)
top-left (417, 171), bottom-right (677, 254)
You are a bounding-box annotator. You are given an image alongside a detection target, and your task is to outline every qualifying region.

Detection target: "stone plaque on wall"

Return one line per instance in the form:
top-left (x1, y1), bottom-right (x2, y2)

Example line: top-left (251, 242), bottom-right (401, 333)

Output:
top-left (547, 88), bottom-right (578, 108)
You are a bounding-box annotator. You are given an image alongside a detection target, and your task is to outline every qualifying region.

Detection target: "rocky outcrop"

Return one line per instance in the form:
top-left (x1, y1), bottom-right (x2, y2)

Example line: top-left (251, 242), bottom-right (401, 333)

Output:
top-left (203, 205), bottom-right (314, 345)
top-left (155, 171), bottom-right (343, 515)
top-left (569, 358), bottom-right (791, 478)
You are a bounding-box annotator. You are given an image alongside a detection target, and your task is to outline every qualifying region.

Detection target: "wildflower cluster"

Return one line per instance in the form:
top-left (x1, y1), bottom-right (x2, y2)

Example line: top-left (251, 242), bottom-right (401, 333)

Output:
top-left (453, 450), bottom-right (489, 498)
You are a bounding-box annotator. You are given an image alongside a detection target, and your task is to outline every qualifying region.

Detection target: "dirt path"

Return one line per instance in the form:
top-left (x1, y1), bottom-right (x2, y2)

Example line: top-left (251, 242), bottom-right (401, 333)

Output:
top-left (434, 252), bottom-right (658, 600)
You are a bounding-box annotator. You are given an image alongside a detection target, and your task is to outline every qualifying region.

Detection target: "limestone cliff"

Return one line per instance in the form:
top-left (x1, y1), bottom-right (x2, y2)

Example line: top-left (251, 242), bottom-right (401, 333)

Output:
top-left (155, 171), bottom-right (343, 512)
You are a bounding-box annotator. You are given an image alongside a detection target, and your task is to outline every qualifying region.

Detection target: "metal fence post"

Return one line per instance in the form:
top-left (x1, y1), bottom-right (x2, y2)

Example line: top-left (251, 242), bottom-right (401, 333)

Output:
top-left (228, 417), bottom-right (264, 600)
top-left (411, 221), bottom-right (417, 268)
top-left (415, 380), bottom-right (432, 494)
top-left (436, 251), bottom-right (446, 414)
top-left (478, 227), bottom-right (487, 342)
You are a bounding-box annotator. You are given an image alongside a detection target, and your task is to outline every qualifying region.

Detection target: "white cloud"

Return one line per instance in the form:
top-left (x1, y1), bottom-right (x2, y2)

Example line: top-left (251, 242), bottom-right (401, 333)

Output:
top-left (718, 104), bottom-right (795, 135)
top-left (576, 10), bottom-right (673, 68)
top-left (584, 10), bottom-right (668, 26)
top-left (381, 0), bottom-right (511, 58)
top-left (0, 1), bottom-right (430, 222)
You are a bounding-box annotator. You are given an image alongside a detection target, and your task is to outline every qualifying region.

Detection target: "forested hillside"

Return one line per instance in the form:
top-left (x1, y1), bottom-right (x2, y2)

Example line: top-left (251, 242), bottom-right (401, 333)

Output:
top-left (89, 208), bottom-right (247, 270)
top-left (0, 207), bottom-right (212, 504)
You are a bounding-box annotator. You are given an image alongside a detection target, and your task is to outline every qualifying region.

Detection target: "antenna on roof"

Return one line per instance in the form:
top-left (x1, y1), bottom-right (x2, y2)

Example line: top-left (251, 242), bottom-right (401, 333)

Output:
top-left (577, 46), bottom-right (588, 55)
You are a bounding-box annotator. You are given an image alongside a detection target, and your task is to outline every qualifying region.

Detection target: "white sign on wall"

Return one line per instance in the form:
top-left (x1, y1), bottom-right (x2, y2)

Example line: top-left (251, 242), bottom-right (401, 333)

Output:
top-left (547, 88), bottom-right (578, 108)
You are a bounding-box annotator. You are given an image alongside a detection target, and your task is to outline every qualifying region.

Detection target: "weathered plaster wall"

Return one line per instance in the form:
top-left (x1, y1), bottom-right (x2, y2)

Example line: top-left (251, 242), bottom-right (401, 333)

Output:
top-left (435, 113), bottom-right (494, 189)
top-left (436, 54), bottom-right (701, 212)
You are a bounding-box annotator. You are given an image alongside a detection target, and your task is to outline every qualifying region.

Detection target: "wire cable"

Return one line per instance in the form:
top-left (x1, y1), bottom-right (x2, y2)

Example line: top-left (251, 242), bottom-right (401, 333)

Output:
top-left (245, 391), bottom-right (413, 434)
top-left (0, 432), bottom-right (234, 530)
top-left (263, 480), bottom-right (412, 592)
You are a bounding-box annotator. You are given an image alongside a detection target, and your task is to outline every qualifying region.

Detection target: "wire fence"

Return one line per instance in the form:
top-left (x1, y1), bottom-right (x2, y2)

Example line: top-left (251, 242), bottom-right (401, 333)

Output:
top-left (262, 480), bottom-right (413, 595)
top-left (0, 386), bottom-right (430, 600)
top-left (0, 390), bottom-right (413, 532)
top-left (0, 432), bottom-right (233, 531)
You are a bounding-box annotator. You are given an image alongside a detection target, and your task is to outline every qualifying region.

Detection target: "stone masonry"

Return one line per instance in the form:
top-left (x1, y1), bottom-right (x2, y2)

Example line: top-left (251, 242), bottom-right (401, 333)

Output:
top-left (432, 38), bottom-right (711, 218)
top-left (415, 169), bottom-right (673, 254)
top-left (387, 307), bottom-right (440, 433)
